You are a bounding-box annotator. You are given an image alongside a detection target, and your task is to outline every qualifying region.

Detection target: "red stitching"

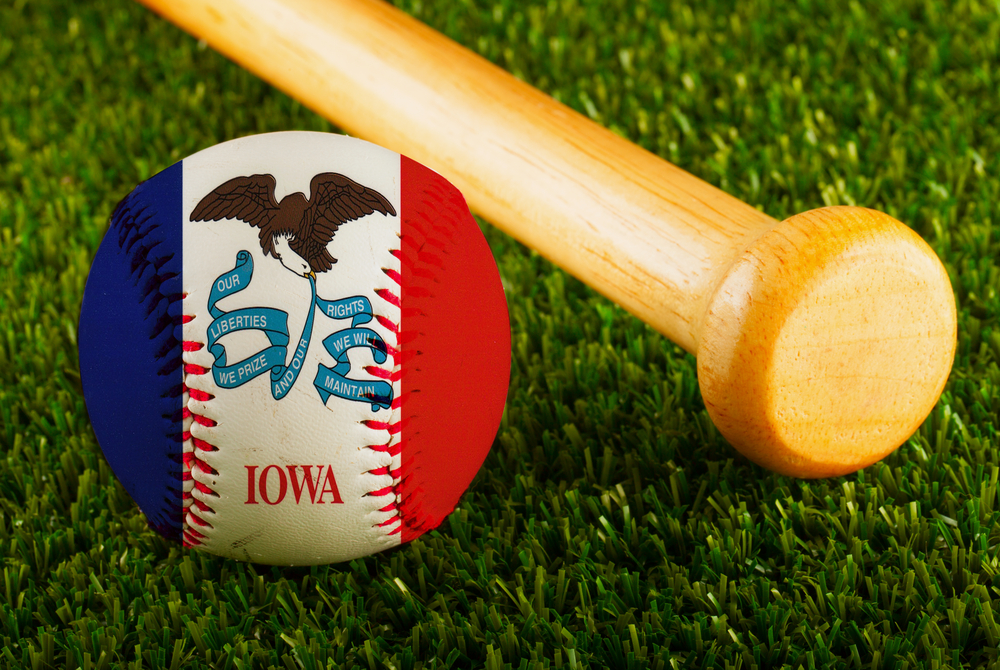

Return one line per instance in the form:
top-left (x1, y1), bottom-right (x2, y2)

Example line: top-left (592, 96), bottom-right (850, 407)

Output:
top-left (188, 513), bottom-right (211, 527)
top-left (375, 288), bottom-right (400, 307)
top-left (416, 251), bottom-right (444, 269)
top-left (194, 481), bottom-right (217, 496)
top-left (368, 466), bottom-right (401, 478)
top-left (179, 245), bottom-right (404, 548)
top-left (181, 313), bottom-right (218, 546)
top-left (410, 266), bottom-right (436, 281)
top-left (367, 441), bottom-right (402, 457)
top-left (363, 365), bottom-right (403, 383)
top-left (187, 386), bottom-right (213, 402)
top-left (192, 499), bottom-right (214, 513)
top-left (382, 341), bottom-right (402, 361)
top-left (396, 330), bottom-right (418, 345)
top-left (362, 419), bottom-right (402, 436)
top-left (193, 437), bottom-right (216, 452)
top-left (196, 461), bottom-right (219, 477)
top-left (375, 314), bottom-right (397, 332)
top-left (367, 255), bottom-right (402, 534)
top-left (382, 267), bottom-right (402, 286)
top-left (375, 288), bottom-right (400, 308)
top-left (364, 365), bottom-right (393, 380)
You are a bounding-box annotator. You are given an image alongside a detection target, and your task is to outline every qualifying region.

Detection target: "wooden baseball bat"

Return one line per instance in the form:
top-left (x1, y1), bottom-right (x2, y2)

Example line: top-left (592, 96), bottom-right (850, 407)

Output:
top-left (135, 0), bottom-right (957, 478)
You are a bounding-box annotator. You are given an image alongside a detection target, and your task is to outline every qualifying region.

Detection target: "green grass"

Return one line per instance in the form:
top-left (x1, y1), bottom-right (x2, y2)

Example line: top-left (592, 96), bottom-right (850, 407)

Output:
top-left (1, 0), bottom-right (999, 667)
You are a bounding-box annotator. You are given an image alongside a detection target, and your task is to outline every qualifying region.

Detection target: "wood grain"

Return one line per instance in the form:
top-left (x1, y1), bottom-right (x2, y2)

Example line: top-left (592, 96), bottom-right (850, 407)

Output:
top-left (698, 207), bottom-right (955, 477)
top-left (136, 0), bottom-right (957, 477)
top-left (137, 0), bottom-right (777, 353)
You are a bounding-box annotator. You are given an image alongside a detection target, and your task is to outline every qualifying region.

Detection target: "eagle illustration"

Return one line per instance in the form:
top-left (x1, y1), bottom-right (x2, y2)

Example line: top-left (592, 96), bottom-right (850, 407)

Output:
top-left (190, 172), bottom-right (397, 278)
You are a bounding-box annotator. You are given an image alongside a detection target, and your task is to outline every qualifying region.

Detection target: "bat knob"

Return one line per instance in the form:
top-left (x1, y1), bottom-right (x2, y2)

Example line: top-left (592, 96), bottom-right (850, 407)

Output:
top-left (696, 206), bottom-right (957, 478)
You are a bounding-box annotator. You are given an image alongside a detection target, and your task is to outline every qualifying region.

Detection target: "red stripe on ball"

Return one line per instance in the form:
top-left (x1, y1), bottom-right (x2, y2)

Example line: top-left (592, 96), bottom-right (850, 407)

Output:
top-left (398, 156), bottom-right (511, 543)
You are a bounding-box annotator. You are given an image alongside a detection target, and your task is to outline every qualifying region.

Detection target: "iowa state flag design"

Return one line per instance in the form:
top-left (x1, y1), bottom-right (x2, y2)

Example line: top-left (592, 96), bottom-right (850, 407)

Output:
top-left (79, 132), bottom-right (509, 565)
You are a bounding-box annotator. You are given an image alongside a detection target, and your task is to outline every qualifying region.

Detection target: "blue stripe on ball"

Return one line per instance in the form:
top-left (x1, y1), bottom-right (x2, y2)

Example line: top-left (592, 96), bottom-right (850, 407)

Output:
top-left (79, 161), bottom-right (185, 540)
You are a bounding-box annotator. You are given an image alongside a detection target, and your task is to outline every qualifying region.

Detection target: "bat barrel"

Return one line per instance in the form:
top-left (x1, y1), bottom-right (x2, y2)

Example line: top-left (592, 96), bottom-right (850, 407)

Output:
top-left (698, 207), bottom-right (955, 477)
top-left (135, 0), bottom-right (957, 477)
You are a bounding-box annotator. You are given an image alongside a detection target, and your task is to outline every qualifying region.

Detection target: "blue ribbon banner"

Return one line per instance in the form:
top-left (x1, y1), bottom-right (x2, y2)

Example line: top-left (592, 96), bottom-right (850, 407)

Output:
top-left (206, 251), bottom-right (393, 410)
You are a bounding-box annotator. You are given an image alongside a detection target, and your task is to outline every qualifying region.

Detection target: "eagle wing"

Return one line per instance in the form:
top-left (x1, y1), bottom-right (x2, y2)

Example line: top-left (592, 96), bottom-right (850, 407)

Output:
top-left (189, 174), bottom-right (280, 229)
top-left (293, 172), bottom-right (398, 273)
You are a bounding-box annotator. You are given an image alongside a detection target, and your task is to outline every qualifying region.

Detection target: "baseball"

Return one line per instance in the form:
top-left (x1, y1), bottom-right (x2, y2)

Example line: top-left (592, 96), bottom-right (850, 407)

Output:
top-left (79, 132), bottom-right (511, 565)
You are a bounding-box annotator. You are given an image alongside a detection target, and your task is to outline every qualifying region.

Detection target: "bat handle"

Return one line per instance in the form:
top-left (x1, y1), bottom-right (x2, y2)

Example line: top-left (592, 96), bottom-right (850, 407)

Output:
top-left (136, 0), bottom-right (779, 353)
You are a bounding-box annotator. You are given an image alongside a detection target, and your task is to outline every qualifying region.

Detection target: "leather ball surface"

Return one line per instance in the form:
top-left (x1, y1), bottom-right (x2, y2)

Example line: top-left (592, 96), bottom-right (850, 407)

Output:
top-left (79, 132), bottom-right (510, 565)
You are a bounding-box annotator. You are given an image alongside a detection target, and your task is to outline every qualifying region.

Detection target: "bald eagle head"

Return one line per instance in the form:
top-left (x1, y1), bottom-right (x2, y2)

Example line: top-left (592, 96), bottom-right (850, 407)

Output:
top-left (271, 232), bottom-right (312, 278)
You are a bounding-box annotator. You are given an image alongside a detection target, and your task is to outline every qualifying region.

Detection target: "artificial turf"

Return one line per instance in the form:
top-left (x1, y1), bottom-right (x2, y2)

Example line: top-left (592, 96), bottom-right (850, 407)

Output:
top-left (1, 0), bottom-right (999, 667)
